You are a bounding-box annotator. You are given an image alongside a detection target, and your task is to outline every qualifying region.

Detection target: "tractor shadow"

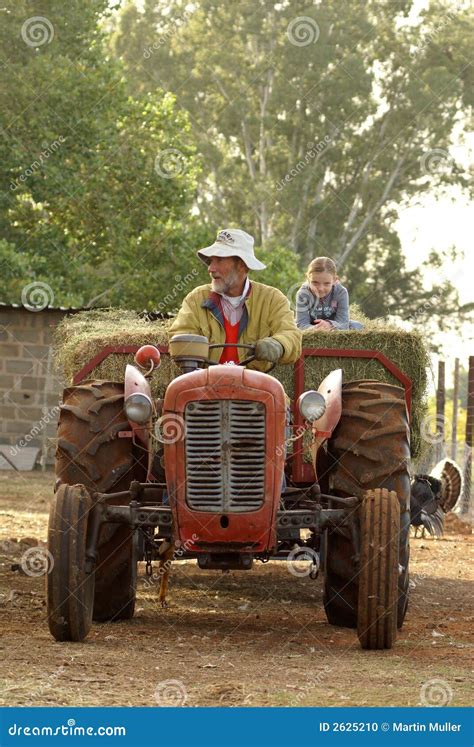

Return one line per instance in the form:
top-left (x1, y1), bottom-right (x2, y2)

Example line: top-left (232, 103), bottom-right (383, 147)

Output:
top-left (138, 560), bottom-right (323, 606)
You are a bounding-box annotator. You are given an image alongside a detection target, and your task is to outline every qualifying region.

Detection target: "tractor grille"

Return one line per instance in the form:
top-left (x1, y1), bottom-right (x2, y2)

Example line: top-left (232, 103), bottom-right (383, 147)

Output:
top-left (184, 400), bottom-right (265, 512)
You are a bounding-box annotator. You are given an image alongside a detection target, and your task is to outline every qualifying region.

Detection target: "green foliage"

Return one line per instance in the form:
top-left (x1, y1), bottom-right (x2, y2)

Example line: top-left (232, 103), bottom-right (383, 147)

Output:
top-left (255, 244), bottom-right (303, 296)
top-left (111, 0), bottom-right (472, 321)
top-left (1, 0), bottom-right (472, 317)
top-left (0, 0), bottom-right (201, 310)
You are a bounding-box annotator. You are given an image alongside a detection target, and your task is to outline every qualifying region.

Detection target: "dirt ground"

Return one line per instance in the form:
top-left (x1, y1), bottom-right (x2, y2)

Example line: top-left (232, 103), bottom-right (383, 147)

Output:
top-left (0, 470), bottom-right (472, 707)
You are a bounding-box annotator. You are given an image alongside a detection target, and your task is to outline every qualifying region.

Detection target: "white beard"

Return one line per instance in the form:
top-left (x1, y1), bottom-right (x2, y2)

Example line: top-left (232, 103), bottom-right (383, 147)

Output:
top-left (211, 277), bottom-right (226, 293)
top-left (211, 268), bottom-right (240, 295)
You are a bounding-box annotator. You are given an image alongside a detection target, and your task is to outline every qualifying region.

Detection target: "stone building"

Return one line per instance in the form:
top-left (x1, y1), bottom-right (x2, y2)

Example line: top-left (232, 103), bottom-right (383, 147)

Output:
top-left (0, 303), bottom-right (75, 470)
top-left (0, 304), bottom-right (167, 470)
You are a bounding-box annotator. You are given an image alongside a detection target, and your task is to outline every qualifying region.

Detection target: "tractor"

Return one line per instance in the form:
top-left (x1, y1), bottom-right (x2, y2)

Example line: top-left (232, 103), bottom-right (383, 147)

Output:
top-left (47, 334), bottom-right (411, 649)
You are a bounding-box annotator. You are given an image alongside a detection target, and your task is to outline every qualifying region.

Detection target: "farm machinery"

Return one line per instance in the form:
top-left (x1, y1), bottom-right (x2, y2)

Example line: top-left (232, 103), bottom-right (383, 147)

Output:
top-left (47, 334), bottom-right (412, 649)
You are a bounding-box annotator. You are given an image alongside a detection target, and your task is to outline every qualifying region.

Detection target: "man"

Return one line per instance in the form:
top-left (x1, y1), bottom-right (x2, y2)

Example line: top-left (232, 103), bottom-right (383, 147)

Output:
top-left (168, 228), bottom-right (301, 370)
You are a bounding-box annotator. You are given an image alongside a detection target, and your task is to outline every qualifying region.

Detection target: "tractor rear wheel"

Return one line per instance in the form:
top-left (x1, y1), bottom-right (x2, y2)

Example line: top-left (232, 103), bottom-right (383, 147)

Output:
top-left (357, 489), bottom-right (399, 649)
top-left (55, 380), bottom-right (145, 621)
top-left (47, 484), bottom-right (94, 642)
top-left (324, 380), bottom-right (410, 630)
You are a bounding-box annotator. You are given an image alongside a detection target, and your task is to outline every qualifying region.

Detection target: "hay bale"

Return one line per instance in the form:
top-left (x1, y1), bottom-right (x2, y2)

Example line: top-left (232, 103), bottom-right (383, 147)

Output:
top-left (55, 309), bottom-right (429, 458)
top-left (274, 322), bottom-right (429, 459)
top-left (54, 309), bottom-right (179, 397)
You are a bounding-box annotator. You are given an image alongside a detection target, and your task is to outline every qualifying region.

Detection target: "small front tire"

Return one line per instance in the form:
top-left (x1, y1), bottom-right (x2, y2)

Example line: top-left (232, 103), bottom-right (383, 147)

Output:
top-left (47, 484), bottom-right (95, 642)
top-left (357, 488), bottom-right (400, 650)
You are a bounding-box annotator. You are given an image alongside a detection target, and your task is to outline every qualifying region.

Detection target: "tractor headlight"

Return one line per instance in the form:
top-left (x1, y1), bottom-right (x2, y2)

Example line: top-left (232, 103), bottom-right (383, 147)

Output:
top-left (124, 393), bottom-right (153, 424)
top-left (297, 390), bottom-right (326, 422)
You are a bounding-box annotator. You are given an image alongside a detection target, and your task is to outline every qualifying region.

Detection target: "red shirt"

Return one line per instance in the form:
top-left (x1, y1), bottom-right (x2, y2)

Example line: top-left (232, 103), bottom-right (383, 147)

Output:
top-left (220, 314), bottom-right (240, 364)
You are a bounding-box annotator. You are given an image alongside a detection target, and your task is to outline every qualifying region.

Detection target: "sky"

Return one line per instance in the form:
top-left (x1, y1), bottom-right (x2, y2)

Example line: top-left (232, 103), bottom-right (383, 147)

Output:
top-left (392, 0), bottom-right (473, 386)
top-left (395, 118), bottom-right (473, 392)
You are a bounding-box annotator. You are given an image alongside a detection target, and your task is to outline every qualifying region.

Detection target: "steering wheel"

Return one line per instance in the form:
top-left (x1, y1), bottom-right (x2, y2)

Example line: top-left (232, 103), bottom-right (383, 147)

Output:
top-left (208, 343), bottom-right (276, 372)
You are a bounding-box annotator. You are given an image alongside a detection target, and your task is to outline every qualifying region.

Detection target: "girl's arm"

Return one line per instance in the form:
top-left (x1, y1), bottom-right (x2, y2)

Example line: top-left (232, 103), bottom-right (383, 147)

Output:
top-left (329, 285), bottom-right (350, 330)
top-left (295, 287), bottom-right (313, 329)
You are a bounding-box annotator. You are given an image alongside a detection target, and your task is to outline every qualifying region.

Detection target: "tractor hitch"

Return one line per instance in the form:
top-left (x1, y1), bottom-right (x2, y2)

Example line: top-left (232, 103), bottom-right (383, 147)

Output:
top-left (84, 482), bottom-right (172, 572)
top-left (277, 493), bottom-right (360, 537)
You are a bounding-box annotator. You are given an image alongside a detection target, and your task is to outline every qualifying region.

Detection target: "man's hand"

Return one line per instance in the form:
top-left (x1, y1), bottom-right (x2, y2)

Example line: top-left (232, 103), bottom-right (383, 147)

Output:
top-left (254, 337), bottom-right (284, 363)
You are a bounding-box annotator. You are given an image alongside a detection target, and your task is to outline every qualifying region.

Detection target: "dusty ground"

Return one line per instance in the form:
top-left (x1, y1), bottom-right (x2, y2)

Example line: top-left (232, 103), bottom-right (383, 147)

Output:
top-left (0, 471), bottom-right (472, 707)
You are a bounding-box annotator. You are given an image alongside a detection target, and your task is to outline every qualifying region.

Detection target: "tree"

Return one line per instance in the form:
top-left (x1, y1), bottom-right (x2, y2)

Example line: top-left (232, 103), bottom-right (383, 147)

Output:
top-left (111, 0), bottom-right (473, 322)
top-left (0, 0), bottom-right (201, 309)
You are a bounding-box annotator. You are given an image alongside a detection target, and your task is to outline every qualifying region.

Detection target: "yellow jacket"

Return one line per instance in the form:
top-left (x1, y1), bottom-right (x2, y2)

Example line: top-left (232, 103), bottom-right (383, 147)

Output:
top-left (168, 280), bottom-right (302, 372)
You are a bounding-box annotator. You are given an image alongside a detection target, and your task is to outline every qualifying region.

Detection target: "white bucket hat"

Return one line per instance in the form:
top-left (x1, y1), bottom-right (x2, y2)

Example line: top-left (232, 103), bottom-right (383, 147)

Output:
top-left (197, 228), bottom-right (266, 271)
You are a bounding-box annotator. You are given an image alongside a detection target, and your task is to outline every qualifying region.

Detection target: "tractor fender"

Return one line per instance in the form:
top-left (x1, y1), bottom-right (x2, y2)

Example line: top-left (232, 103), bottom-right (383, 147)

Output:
top-left (124, 364), bottom-right (153, 447)
top-left (312, 368), bottom-right (342, 439)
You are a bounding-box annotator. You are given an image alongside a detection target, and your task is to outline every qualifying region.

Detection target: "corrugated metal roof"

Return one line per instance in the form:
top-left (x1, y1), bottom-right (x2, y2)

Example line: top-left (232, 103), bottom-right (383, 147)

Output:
top-left (0, 301), bottom-right (84, 311)
top-left (0, 302), bottom-right (172, 318)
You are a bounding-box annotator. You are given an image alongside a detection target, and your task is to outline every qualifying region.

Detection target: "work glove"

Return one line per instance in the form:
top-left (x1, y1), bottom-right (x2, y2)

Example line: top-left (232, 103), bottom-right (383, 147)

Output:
top-left (254, 337), bottom-right (284, 363)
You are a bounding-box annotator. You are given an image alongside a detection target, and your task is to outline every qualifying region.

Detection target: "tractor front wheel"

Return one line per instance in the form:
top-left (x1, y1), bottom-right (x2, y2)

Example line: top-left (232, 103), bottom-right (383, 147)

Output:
top-left (47, 484), bottom-right (94, 642)
top-left (357, 489), bottom-right (400, 649)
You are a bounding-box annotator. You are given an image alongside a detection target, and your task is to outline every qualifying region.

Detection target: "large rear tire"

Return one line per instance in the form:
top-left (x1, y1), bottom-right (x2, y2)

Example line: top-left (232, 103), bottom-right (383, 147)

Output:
top-left (357, 489), bottom-right (399, 650)
top-left (55, 381), bottom-right (145, 621)
top-left (324, 381), bottom-right (410, 630)
top-left (323, 531), bottom-right (358, 628)
top-left (47, 484), bottom-right (94, 642)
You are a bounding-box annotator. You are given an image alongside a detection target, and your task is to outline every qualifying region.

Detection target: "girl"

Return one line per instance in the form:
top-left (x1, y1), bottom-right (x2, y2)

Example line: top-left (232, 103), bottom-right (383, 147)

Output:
top-left (295, 257), bottom-right (362, 331)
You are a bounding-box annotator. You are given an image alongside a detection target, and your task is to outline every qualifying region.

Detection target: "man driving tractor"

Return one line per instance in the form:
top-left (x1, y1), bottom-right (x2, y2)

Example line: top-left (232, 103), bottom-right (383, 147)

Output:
top-left (168, 228), bottom-right (302, 369)
top-left (48, 227), bottom-right (411, 651)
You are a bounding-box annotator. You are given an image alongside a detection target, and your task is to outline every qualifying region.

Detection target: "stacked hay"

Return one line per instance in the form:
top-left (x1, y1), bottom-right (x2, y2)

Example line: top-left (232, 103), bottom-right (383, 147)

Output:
top-left (274, 317), bottom-right (429, 458)
top-left (55, 310), bottom-right (177, 398)
top-left (55, 308), bottom-right (429, 458)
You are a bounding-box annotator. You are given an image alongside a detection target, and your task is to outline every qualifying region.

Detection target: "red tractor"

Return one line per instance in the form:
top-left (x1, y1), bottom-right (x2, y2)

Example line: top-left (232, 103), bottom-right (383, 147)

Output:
top-left (47, 334), bottom-right (411, 649)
